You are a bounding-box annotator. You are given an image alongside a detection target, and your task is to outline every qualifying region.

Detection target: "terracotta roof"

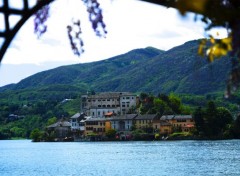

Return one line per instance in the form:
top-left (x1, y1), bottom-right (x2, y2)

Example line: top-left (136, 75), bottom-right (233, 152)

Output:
top-left (184, 124), bottom-right (195, 128)
top-left (105, 112), bottom-right (114, 116)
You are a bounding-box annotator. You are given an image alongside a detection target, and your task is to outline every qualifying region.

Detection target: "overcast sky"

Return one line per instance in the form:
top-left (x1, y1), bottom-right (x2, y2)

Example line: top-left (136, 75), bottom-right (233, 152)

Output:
top-left (0, 0), bottom-right (227, 86)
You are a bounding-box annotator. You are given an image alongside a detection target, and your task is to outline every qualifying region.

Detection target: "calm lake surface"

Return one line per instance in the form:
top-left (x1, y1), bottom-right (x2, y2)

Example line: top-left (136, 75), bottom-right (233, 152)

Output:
top-left (0, 140), bottom-right (240, 176)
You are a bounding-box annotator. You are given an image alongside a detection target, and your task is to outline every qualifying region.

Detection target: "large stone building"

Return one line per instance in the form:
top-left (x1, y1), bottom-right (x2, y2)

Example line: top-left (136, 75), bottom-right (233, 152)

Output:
top-left (81, 92), bottom-right (138, 117)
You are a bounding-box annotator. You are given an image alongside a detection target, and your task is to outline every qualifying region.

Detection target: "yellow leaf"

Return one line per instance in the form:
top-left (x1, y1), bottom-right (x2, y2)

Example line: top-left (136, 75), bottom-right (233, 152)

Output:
top-left (177, 0), bottom-right (208, 14)
top-left (210, 36), bottom-right (215, 44)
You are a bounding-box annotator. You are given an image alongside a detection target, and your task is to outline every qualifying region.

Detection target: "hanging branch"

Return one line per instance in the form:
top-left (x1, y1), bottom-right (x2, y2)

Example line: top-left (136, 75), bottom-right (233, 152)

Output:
top-left (82, 0), bottom-right (107, 37)
top-left (34, 0), bottom-right (107, 56)
top-left (34, 0), bottom-right (50, 38)
top-left (67, 19), bottom-right (84, 57)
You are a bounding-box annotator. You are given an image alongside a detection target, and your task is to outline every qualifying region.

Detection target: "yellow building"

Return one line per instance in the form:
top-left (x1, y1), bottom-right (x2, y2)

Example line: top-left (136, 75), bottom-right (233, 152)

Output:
top-left (152, 117), bottom-right (172, 135)
top-left (161, 115), bottom-right (195, 132)
top-left (134, 114), bottom-right (158, 129)
top-left (159, 121), bottom-right (172, 135)
top-left (84, 118), bottom-right (107, 136)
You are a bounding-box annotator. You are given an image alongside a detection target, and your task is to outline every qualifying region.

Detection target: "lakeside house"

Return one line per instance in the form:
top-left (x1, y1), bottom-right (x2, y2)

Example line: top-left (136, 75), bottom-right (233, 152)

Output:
top-left (84, 118), bottom-right (110, 136)
top-left (110, 114), bottom-right (138, 132)
top-left (68, 113), bottom-right (195, 140)
top-left (161, 115), bottom-right (195, 132)
top-left (135, 114), bottom-right (159, 130)
top-left (47, 119), bottom-right (72, 141)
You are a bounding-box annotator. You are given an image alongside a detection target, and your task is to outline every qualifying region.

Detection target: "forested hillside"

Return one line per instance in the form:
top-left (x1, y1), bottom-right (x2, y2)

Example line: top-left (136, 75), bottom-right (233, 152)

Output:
top-left (0, 40), bottom-right (232, 97)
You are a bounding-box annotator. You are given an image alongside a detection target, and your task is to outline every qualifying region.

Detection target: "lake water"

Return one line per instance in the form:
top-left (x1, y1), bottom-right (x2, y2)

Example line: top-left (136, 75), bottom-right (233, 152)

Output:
top-left (0, 140), bottom-right (240, 176)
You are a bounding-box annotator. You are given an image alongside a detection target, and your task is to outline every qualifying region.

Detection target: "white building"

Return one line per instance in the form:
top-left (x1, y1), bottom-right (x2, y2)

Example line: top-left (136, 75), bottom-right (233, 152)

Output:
top-left (70, 112), bottom-right (91, 132)
top-left (81, 92), bottom-right (138, 118)
top-left (70, 113), bottom-right (82, 131)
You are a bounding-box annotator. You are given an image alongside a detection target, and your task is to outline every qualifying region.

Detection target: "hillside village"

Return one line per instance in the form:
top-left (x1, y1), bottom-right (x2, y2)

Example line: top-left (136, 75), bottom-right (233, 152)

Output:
top-left (46, 92), bottom-right (195, 141)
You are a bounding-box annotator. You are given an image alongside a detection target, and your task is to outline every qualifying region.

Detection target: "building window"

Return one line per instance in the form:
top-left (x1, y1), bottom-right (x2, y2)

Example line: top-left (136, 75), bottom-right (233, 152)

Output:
top-left (98, 105), bottom-right (101, 107)
top-left (98, 111), bottom-right (100, 116)
top-left (92, 112), bottom-right (94, 116)
top-left (126, 97), bottom-right (130, 99)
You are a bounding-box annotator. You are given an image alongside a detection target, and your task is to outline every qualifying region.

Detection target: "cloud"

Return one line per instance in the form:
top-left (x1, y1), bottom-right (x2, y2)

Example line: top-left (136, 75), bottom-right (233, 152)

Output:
top-left (2, 0), bottom-right (209, 65)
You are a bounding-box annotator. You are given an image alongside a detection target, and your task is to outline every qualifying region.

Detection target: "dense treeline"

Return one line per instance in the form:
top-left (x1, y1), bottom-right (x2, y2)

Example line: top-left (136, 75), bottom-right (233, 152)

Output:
top-left (1, 91), bottom-right (240, 140)
top-left (194, 101), bottom-right (240, 139)
top-left (0, 99), bottom-right (80, 139)
top-left (139, 92), bottom-right (191, 115)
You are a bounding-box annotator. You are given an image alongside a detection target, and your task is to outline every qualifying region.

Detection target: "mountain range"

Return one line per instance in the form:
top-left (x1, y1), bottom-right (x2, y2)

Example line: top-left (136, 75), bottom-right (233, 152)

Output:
top-left (0, 39), bottom-right (232, 102)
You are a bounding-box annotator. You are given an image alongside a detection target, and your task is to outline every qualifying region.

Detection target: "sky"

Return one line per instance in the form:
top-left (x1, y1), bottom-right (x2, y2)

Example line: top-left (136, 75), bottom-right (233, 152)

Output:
top-left (0, 0), bottom-right (228, 86)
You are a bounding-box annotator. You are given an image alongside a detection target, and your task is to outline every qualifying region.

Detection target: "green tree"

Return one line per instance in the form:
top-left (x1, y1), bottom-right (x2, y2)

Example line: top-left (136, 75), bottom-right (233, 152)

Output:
top-left (231, 114), bottom-right (240, 138)
top-left (216, 107), bottom-right (233, 131)
top-left (204, 101), bottom-right (218, 137)
top-left (10, 127), bottom-right (26, 138)
top-left (168, 93), bottom-right (182, 114)
top-left (105, 129), bottom-right (117, 139)
top-left (46, 117), bottom-right (57, 126)
top-left (193, 107), bottom-right (205, 135)
top-left (216, 107), bottom-right (233, 137)
top-left (30, 128), bottom-right (43, 142)
top-left (153, 98), bottom-right (167, 116)
top-left (203, 101), bottom-right (233, 138)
